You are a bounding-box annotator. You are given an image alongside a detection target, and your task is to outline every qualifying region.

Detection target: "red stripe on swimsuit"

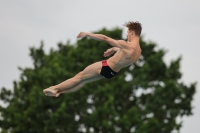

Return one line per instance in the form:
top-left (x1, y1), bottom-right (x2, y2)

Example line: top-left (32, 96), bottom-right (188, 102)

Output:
top-left (102, 60), bottom-right (108, 66)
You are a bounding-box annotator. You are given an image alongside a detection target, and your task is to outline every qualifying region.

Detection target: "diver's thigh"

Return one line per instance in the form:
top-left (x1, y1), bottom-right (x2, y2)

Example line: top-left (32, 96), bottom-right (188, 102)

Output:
top-left (82, 75), bottom-right (104, 84)
top-left (81, 61), bottom-right (102, 76)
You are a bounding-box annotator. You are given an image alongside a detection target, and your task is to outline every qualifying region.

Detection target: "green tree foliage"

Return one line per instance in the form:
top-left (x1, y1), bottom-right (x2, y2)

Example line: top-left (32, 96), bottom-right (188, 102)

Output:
top-left (0, 28), bottom-right (196, 133)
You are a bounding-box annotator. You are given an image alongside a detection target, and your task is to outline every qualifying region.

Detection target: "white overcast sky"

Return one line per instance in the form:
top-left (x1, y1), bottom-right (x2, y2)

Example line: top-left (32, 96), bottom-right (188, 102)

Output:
top-left (0, 0), bottom-right (199, 132)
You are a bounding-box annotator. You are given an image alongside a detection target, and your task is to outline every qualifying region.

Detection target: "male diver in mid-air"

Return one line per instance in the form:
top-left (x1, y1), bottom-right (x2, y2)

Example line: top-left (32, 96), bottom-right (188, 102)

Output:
top-left (43, 21), bottom-right (142, 97)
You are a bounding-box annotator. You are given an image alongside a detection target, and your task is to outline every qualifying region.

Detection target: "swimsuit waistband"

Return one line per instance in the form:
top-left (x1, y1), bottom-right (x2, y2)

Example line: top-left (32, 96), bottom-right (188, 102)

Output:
top-left (102, 60), bottom-right (108, 66)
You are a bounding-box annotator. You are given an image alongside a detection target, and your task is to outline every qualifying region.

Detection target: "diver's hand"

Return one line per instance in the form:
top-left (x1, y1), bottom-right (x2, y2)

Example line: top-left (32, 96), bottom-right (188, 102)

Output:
top-left (104, 48), bottom-right (114, 57)
top-left (77, 32), bottom-right (88, 39)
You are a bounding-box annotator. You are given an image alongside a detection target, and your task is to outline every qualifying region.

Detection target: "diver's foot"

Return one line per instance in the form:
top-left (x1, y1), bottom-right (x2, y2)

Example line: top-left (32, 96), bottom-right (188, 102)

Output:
top-left (43, 86), bottom-right (60, 97)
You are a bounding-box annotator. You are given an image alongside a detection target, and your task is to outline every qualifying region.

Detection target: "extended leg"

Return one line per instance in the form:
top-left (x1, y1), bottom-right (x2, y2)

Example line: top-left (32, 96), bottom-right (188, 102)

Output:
top-left (43, 61), bottom-right (103, 97)
top-left (50, 75), bottom-right (103, 97)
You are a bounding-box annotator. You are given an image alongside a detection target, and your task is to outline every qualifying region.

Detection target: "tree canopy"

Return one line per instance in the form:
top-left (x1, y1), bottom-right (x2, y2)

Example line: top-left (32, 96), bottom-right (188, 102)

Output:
top-left (0, 28), bottom-right (196, 133)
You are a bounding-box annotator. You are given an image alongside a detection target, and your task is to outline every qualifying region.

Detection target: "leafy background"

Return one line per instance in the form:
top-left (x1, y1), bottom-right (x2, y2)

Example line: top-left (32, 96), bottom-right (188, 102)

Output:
top-left (0, 28), bottom-right (196, 133)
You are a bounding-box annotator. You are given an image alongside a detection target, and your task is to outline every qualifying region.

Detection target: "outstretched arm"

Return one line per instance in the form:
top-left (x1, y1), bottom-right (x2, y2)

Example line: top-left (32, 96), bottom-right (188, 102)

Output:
top-left (77, 32), bottom-right (129, 49)
top-left (77, 32), bottom-right (110, 41)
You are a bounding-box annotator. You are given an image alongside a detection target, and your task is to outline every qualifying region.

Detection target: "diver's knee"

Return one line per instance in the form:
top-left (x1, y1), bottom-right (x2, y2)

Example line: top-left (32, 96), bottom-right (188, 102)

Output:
top-left (74, 71), bottom-right (84, 81)
top-left (75, 71), bottom-right (83, 76)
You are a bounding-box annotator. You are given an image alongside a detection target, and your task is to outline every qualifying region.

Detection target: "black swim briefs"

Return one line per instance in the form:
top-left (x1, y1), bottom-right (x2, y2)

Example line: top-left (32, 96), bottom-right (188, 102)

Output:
top-left (100, 60), bottom-right (117, 79)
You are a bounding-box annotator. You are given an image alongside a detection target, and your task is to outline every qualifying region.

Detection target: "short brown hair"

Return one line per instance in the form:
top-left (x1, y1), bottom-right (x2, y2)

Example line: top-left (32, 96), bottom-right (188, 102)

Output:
top-left (124, 21), bottom-right (142, 36)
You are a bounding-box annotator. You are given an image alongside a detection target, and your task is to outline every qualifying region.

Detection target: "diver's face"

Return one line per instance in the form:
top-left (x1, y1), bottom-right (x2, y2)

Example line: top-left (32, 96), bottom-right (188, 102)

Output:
top-left (127, 29), bottom-right (132, 41)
